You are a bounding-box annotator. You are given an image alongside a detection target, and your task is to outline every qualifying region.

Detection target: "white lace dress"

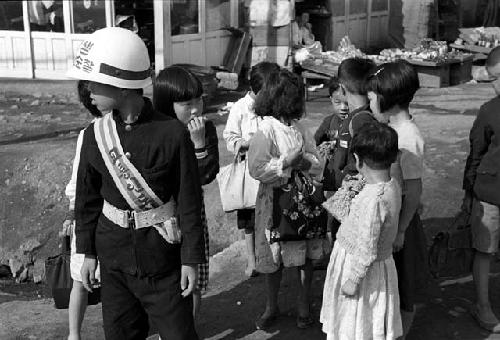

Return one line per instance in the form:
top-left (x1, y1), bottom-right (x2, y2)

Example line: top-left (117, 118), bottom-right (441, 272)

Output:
top-left (320, 178), bottom-right (403, 340)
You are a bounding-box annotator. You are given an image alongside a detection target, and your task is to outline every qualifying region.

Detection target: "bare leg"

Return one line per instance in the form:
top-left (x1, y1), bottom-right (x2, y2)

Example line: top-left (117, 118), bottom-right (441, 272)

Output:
top-left (262, 269), bottom-right (282, 318)
top-left (473, 251), bottom-right (499, 323)
top-left (68, 280), bottom-right (88, 340)
top-left (244, 230), bottom-right (256, 277)
top-left (192, 290), bottom-right (201, 321)
top-left (297, 259), bottom-right (313, 318)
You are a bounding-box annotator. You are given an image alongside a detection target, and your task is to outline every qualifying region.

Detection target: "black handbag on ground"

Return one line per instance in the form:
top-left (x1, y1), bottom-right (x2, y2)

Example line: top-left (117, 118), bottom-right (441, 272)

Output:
top-left (45, 235), bottom-right (101, 309)
top-left (428, 209), bottom-right (474, 279)
top-left (271, 171), bottom-right (327, 243)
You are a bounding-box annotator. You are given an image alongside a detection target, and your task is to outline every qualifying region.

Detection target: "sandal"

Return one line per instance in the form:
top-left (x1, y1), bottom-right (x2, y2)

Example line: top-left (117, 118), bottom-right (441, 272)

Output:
top-left (296, 315), bottom-right (315, 329)
top-left (255, 310), bottom-right (280, 330)
top-left (470, 306), bottom-right (500, 333)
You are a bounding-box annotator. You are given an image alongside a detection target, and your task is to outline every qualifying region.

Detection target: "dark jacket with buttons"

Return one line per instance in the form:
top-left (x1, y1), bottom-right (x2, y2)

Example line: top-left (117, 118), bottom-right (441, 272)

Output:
top-left (75, 98), bottom-right (205, 278)
top-left (326, 105), bottom-right (376, 190)
top-left (463, 96), bottom-right (500, 206)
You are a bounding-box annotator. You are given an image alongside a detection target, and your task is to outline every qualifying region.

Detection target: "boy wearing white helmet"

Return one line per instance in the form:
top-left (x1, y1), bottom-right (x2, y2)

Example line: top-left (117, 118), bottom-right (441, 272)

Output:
top-left (68, 27), bottom-right (204, 339)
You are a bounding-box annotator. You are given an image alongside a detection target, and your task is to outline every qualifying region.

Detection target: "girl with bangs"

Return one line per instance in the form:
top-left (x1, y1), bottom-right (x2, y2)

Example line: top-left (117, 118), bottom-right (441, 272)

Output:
top-left (154, 65), bottom-right (219, 321)
top-left (248, 69), bottom-right (329, 330)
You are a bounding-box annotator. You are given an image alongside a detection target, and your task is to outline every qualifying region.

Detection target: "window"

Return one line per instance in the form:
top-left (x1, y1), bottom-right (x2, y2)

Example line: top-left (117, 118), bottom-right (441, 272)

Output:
top-left (331, 0), bottom-right (346, 17)
top-left (72, 0), bottom-right (106, 34)
top-left (372, 0), bottom-right (388, 12)
top-left (349, 0), bottom-right (367, 15)
top-left (171, 0), bottom-right (199, 36)
top-left (0, 1), bottom-right (24, 31)
top-left (206, 0), bottom-right (231, 32)
top-left (28, 0), bottom-right (64, 32)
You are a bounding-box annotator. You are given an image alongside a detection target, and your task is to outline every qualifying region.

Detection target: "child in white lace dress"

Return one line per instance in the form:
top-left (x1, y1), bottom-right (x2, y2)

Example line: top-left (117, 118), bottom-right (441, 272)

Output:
top-left (320, 121), bottom-right (403, 340)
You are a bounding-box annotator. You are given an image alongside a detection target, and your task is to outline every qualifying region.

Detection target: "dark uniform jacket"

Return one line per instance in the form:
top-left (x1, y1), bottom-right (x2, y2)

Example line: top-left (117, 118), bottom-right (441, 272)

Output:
top-left (326, 105), bottom-right (375, 190)
top-left (314, 113), bottom-right (345, 146)
top-left (463, 96), bottom-right (500, 206)
top-left (75, 98), bottom-right (205, 278)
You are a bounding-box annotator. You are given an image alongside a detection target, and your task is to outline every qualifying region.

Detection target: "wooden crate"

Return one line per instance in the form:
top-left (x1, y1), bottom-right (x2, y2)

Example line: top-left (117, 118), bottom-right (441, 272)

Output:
top-left (408, 61), bottom-right (450, 88)
top-left (449, 58), bottom-right (473, 85)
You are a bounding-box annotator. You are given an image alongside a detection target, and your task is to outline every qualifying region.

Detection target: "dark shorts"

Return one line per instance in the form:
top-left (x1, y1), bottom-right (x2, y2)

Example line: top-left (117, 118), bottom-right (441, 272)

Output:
top-left (237, 209), bottom-right (255, 232)
top-left (393, 213), bottom-right (429, 312)
top-left (100, 265), bottom-right (198, 340)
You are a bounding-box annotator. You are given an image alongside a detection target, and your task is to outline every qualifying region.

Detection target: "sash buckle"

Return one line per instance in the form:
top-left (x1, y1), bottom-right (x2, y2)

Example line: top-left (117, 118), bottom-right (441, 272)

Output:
top-left (127, 210), bottom-right (136, 228)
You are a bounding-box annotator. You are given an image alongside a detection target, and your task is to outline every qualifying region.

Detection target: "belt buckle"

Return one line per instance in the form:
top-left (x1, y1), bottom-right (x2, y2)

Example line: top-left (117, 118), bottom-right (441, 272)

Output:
top-left (126, 210), bottom-right (136, 229)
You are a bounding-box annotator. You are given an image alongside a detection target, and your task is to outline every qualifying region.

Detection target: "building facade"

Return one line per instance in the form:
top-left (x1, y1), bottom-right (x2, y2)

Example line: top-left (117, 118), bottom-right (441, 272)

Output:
top-left (0, 0), bottom-right (242, 79)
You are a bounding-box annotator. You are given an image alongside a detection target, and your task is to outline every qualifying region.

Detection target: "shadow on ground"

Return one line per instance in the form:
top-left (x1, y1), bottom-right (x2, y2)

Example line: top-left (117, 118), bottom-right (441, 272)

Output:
top-left (197, 268), bottom-right (326, 340)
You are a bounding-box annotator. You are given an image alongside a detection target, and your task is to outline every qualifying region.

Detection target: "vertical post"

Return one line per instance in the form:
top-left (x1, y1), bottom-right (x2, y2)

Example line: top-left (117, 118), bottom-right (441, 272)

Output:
top-left (200, 0), bottom-right (207, 65)
top-left (22, 0), bottom-right (34, 78)
top-left (231, 0), bottom-right (239, 28)
top-left (105, 0), bottom-right (115, 27)
top-left (366, 0), bottom-right (372, 49)
top-left (154, 0), bottom-right (172, 73)
top-left (344, 0), bottom-right (349, 38)
top-left (63, 0), bottom-right (73, 73)
top-left (286, 0), bottom-right (295, 71)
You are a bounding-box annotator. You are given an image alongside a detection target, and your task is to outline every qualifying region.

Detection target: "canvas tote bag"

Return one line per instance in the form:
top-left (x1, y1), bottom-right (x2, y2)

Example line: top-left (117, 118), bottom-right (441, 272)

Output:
top-left (217, 153), bottom-right (260, 212)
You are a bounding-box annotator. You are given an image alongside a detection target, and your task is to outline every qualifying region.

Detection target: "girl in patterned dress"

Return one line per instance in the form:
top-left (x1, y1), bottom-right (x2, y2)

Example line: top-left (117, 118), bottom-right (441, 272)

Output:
top-left (248, 69), bottom-right (329, 330)
top-left (320, 122), bottom-right (403, 340)
top-left (154, 66), bottom-right (219, 320)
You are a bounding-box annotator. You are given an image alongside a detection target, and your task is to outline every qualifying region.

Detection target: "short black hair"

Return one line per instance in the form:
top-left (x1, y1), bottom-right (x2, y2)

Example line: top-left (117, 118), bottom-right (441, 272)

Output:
top-left (250, 62), bottom-right (281, 94)
top-left (153, 65), bottom-right (203, 118)
top-left (338, 57), bottom-right (376, 95)
top-left (77, 80), bottom-right (102, 117)
top-left (254, 69), bottom-right (304, 121)
top-left (350, 121), bottom-right (398, 170)
top-left (366, 60), bottom-right (419, 112)
top-left (328, 76), bottom-right (341, 96)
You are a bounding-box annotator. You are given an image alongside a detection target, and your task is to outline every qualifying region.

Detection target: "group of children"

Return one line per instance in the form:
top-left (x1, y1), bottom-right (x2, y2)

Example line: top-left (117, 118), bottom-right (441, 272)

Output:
top-left (222, 58), bottom-right (427, 339)
top-left (63, 26), bottom-right (429, 340)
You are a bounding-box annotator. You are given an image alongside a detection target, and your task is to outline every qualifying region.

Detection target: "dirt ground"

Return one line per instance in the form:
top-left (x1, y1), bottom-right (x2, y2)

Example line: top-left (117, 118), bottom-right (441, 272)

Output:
top-left (1, 79), bottom-right (500, 339)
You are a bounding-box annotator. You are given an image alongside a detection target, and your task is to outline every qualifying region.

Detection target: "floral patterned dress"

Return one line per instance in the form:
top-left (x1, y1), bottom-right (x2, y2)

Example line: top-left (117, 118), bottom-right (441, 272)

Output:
top-left (248, 117), bottom-right (330, 274)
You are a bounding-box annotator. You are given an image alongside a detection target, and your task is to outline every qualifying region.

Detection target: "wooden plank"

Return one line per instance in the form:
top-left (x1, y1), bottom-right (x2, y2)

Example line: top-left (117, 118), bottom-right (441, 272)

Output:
top-left (449, 43), bottom-right (492, 54)
top-left (301, 61), bottom-right (339, 78)
top-left (250, 25), bottom-right (290, 46)
top-left (222, 30), bottom-right (251, 73)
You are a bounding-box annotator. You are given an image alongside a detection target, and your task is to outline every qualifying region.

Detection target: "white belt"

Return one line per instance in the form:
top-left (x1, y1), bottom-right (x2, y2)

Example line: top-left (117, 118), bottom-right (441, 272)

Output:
top-left (102, 200), bottom-right (175, 229)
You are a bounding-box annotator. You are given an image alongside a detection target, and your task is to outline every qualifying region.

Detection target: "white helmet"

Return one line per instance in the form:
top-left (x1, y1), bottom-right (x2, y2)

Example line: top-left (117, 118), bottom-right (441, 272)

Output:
top-left (67, 27), bottom-right (151, 89)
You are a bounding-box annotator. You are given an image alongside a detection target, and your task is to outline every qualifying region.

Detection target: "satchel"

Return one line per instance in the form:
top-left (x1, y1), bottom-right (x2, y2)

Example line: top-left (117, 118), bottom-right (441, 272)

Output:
top-left (271, 171), bottom-right (327, 243)
top-left (45, 236), bottom-right (101, 309)
top-left (428, 209), bottom-right (474, 279)
top-left (216, 153), bottom-right (260, 212)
